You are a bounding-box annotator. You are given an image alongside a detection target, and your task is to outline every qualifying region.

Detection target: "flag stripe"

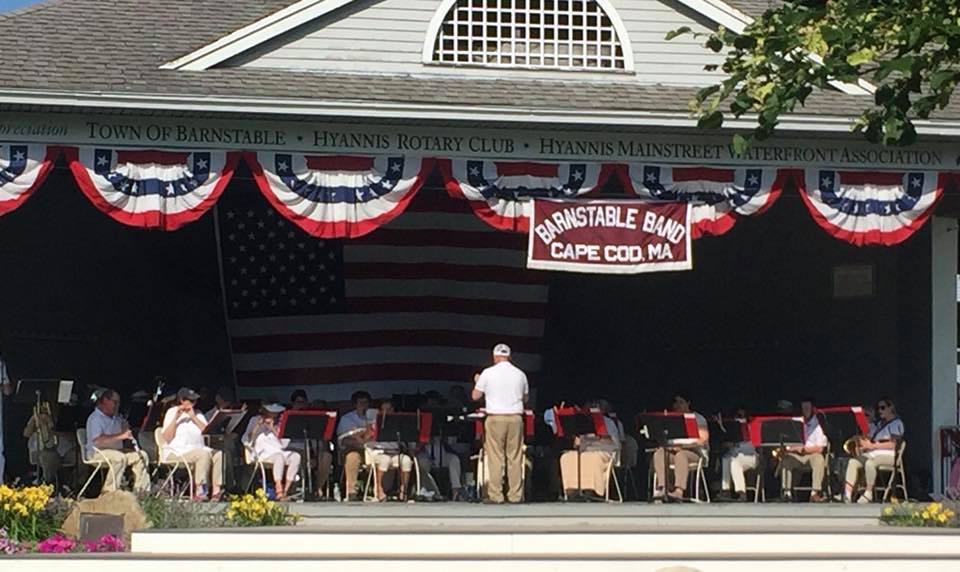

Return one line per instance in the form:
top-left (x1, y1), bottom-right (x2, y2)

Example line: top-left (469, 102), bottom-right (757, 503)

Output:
top-left (345, 279), bottom-right (548, 302)
top-left (228, 312), bottom-right (545, 337)
top-left (236, 363), bottom-right (487, 387)
top-left (345, 245), bottom-right (528, 267)
top-left (232, 347), bottom-right (541, 370)
top-left (231, 329), bottom-right (542, 354)
top-left (343, 262), bottom-right (546, 285)
top-left (353, 228), bottom-right (529, 250)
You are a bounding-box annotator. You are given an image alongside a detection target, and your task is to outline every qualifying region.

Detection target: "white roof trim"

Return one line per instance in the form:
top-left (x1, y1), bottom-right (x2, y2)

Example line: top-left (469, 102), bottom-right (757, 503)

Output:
top-left (160, 0), bottom-right (355, 71)
top-left (3, 88), bottom-right (959, 136)
top-left (673, 0), bottom-right (875, 96)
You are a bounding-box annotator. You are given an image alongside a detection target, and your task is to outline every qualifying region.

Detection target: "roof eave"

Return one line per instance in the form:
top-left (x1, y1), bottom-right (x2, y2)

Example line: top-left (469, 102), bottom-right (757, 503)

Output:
top-left (1, 88), bottom-right (959, 137)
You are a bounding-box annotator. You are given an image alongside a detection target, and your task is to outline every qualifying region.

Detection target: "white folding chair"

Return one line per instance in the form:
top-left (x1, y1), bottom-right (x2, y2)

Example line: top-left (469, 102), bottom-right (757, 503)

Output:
top-left (650, 452), bottom-right (711, 503)
top-left (875, 440), bottom-right (909, 502)
top-left (76, 428), bottom-right (117, 498)
top-left (242, 441), bottom-right (274, 493)
top-left (154, 428), bottom-right (194, 499)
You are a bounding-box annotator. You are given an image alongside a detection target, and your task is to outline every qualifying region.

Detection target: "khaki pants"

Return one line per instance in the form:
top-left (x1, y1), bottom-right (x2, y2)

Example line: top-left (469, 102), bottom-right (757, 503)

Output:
top-left (560, 450), bottom-right (613, 495)
top-left (93, 449), bottom-right (149, 494)
top-left (343, 450), bottom-right (363, 496)
top-left (484, 415), bottom-right (524, 503)
top-left (781, 452), bottom-right (826, 492)
top-left (845, 450), bottom-right (895, 492)
top-left (653, 448), bottom-right (700, 492)
top-left (177, 449), bottom-right (224, 488)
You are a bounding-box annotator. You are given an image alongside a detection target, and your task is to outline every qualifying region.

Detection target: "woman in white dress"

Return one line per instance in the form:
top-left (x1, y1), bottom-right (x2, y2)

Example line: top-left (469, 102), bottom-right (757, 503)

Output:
top-left (242, 403), bottom-right (301, 500)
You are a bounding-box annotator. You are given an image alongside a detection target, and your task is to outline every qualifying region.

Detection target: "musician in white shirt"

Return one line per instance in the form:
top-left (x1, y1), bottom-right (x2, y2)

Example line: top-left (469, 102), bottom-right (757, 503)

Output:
top-left (0, 351), bottom-right (12, 483)
top-left (84, 389), bottom-right (150, 494)
top-left (843, 397), bottom-right (904, 503)
top-left (337, 390), bottom-right (374, 501)
top-left (242, 404), bottom-right (301, 500)
top-left (160, 387), bottom-right (223, 501)
top-left (779, 398), bottom-right (828, 502)
top-left (369, 401), bottom-right (413, 502)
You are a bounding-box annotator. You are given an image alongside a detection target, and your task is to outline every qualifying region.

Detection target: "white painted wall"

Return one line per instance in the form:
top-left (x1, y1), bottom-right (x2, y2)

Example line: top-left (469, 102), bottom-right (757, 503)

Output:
top-left (931, 217), bottom-right (959, 494)
top-left (231, 0), bottom-right (725, 86)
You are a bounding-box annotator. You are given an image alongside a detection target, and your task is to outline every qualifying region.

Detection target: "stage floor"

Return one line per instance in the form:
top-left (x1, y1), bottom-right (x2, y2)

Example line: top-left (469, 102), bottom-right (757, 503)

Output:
top-left (288, 501), bottom-right (888, 531)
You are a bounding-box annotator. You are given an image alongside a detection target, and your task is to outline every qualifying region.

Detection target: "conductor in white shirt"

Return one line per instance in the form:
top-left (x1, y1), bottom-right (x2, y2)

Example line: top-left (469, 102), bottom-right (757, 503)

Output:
top-left (160, 387), bottom-right (224, 501)
top-left (472, 343), bottom-right (528, 504)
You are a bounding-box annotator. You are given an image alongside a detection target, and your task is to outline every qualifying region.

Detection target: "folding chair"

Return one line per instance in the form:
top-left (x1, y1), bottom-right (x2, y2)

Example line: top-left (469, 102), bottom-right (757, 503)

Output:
top-left (650, 451), bottom-right (711, 503)
top-left (154, 428), bottom-right (194, 499)
top-left (875, 440), bottom-right (909, 502)
top-left (76, 428), bottom-right (118, 498)
top-left (242, 440), bottom-right (274, 493)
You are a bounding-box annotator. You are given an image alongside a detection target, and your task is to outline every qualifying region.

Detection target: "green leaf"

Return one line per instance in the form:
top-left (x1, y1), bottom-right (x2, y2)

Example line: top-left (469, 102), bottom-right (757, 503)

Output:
top-left (705, 36), bottom-right (724, 53)
top-left (665, 26), bottom-right (692, 41)
top-left (845, 48), bottom-right (875, 66)
top-left (930, 70), bottom-right (958, 91)
top-left (697, 110), bottom-right (724, 130)
top-left (731, 134), bottom-right (751, 155)
top-left (875, 56), bottom-right (915, 80)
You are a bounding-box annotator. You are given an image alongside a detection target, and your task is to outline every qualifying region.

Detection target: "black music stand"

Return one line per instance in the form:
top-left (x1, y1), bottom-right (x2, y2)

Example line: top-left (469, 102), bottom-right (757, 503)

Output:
top-left (279, 410), bottom-right (337, 498)
top-left (637, 413), bottom-right (693, 447)
top-left (557, 411), bottom-right (604, 501)
top-left (205, 409), bottom-right (248, 436)
top-left (15, 379), bottom-right (73, 405)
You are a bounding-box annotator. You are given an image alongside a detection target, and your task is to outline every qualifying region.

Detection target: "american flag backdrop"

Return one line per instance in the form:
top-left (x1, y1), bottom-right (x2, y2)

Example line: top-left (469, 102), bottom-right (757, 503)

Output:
top-left (217, 182), bottom-right (547, 400)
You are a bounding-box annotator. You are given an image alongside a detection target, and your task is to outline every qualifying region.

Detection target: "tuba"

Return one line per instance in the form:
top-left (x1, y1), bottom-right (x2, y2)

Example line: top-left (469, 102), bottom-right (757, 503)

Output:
top-left (843, 436), bottom-right (861, 457)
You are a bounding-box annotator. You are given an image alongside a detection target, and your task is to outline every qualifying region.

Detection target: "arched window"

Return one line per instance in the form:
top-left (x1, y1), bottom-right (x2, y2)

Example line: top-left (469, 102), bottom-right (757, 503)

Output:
top-left (424, 0), bottom-right (633, 72)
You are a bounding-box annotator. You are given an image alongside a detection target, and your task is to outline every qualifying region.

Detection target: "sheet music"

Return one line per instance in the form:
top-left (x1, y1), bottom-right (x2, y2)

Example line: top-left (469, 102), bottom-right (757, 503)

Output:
top-left (57, 380), bottom-right (74, 404)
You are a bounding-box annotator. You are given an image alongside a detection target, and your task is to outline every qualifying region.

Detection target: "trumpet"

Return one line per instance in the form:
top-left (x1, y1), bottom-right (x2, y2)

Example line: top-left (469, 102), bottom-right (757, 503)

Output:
top-left (843, 436), bottom-right (861, 457)
top-left (31, 399), bottom-right (57, 451)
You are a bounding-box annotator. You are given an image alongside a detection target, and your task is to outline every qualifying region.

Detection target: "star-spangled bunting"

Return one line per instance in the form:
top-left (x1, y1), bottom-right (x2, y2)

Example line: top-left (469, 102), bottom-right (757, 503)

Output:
top-left (441, 159), bottom-right (611, 232)
top-left (244, 153), bottom-right (432, 238)
top-left (627, 164), bottom-right (783, 238)
top-left (796, 169), bottom-right (946, 246)
top-left (65, 147), bottom-right (239, 230)
top-left (0, 144), bottom-right (59, 216)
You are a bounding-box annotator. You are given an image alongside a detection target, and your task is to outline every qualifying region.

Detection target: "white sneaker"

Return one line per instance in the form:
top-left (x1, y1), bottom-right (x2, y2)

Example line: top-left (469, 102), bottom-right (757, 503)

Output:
top-left (857, 492), bottom-right (873, 504)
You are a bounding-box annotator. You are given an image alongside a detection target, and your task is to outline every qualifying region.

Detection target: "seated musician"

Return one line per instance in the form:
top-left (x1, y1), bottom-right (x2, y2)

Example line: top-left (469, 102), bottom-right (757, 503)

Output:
top-left (558, 400), bottom-right (621, 500)
top-left (652, 393), bottom-right (709, 502)
top-left (717, 407), bottom-right (756, 502)
top-left (287, 389), bottom-right (334, 499)
top-left (779, 398), bottom-right (828, 502)
top-left (842, 397), bottom-right (904, 503)
top-left (84, 389), bottom-right (150, 494)
top-left (416, 390), bottom-right (466, 501)
top-left (23, 401), bottom-right (77, 485)
top-left (368, 401), bottom-right (414, 502)
top-left (336, 390), bottom-right (374, 501)
top-left (242, 404), bottom-right (301, 500)
top-left (160, 387), bottom-right (223, 501)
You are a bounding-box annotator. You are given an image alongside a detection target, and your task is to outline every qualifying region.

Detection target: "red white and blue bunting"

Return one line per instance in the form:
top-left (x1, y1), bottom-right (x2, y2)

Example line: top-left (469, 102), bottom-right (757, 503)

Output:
top-left (795, 169), bottom-right (946, 246)
top-left (441, 160), bottom-right (611, 232)
top-left (625, 165), bottom-right (783, 238)
top-left (0, 144), bottom-right (58, 216)
top-left (246, 153), bottom-right (432, 238)
top-left (65, 147), bottom-right (239, 230)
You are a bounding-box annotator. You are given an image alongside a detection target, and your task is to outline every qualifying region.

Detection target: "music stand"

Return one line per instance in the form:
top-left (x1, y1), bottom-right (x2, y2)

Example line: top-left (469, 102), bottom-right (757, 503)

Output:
top-left (205, 409), bottom-right (248, 436)
top-left (818, 406), bottom-right (869, 451)
top-left (279, 410), bottom-right (338, 497)
top-left (15, 379), bottom-right (73, 405)
top-left (555, 408), bottom-right (607, 500)
top-left (636, 412), bottom-right (698, 447)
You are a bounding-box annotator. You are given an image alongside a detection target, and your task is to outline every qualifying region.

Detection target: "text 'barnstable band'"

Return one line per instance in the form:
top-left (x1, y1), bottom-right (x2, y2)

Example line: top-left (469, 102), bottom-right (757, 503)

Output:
top-left (527, 199), bottom-right (693, 274)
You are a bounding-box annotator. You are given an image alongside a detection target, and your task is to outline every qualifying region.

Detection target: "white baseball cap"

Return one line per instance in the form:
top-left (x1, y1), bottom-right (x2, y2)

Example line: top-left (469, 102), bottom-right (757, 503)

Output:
top-left (492, 343), bottom-right (512, 357)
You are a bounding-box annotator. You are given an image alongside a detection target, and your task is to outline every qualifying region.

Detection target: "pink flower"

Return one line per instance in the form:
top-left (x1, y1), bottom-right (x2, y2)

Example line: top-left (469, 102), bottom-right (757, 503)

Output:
top-left (36, 534), bottom-right (77, 554)
top-left (91, 535), bottom-right (125, 553)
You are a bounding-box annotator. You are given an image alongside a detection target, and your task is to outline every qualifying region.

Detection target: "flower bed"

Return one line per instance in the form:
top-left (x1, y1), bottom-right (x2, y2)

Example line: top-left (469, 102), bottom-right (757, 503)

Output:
top-left (880, 501), bottom-right (959, 528)
top-left (225, 489), bottom-right (301, 527)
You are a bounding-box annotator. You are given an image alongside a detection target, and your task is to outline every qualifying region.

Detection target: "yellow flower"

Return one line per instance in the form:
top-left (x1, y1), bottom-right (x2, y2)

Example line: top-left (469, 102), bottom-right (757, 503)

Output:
top-left (883, 507), bottom-right (893, 515)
